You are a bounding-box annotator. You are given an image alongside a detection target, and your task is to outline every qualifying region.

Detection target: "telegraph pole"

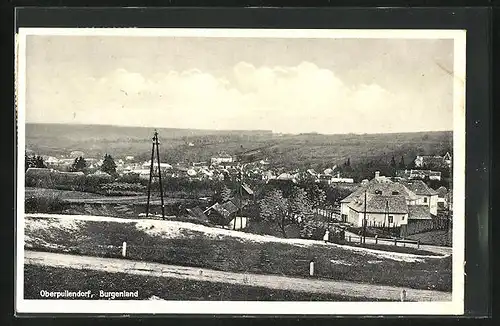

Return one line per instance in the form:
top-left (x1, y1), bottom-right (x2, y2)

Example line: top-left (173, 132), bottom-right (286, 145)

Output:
top-left (239, 165), bottom-right (244, 230)
top-left (146, 130), bottom-right (165, 219)
top-left (363, 190), bottom-right (367, 244)
top-left (385, 200), bottom-right (389, 236)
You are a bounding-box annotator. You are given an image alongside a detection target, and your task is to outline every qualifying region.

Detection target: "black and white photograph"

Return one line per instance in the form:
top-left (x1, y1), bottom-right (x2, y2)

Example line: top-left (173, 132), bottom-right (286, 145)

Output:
top-left (15, 28), bottom-right (466, 315)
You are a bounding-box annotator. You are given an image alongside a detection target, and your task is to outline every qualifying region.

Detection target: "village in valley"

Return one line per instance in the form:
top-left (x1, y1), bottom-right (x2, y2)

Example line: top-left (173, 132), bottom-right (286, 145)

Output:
top-left (24, 129), bottom-right (454, 304)
top-left (25, 136), bottom-right (453, 241)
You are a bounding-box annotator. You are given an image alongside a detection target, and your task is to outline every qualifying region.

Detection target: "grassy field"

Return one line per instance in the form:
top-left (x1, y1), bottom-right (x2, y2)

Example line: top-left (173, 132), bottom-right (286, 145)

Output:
top-left (25, 215), bottom-right (452, 292)
top-left (24, 265), bottom-right (387, 301)
top-left (25, 187), bottom-right (183, 204)
top-left (407, 230), bottom-right (453, 247)
top-left (25, 187), bottom-right (201, 218)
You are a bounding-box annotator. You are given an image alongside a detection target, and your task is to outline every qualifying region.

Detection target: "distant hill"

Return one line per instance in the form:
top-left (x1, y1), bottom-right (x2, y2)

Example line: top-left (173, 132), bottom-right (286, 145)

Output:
top-left (25, 123), bottom-right (452, 172)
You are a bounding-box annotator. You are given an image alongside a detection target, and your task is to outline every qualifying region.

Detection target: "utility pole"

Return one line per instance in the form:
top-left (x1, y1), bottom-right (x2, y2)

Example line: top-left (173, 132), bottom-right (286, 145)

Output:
top-left (385, 200), bottom-right (389, 237)
top-left (146, 130), bottom-right (165, 219)
top-left (363, 190), bottom-right (367, 244)
top-left (233, 163), bottom-right (244, 231)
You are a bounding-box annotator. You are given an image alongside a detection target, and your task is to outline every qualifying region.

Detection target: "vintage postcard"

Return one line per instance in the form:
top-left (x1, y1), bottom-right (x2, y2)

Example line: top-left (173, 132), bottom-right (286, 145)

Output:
top-left (15, 28), bottom-right (466, 315)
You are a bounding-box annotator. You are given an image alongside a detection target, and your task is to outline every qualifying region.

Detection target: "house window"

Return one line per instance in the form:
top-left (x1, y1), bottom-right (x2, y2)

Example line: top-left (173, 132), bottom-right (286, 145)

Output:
top-left (423, 197), bottom-right (428, 203)
top-left (402, 215), bottom-right (405, 220)
top-left (388, 216), bottom-right (394, 224)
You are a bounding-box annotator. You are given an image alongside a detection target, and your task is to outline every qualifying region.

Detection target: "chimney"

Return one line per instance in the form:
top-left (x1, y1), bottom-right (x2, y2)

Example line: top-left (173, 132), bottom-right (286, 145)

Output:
top-left (375, 171), bottom-right (380, 179)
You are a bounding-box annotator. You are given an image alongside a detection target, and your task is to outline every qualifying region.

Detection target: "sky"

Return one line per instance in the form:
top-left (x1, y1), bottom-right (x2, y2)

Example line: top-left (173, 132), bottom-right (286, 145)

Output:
top-left (24, 34), bottom-right (455, 134)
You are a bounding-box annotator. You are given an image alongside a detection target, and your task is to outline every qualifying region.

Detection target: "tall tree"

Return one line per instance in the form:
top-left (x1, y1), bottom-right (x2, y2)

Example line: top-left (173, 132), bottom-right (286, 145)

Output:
top-left (399, 156), bottom-right (406, 169)
top-left (100, 154), bottom-right (117, 175)
top-left (259, 189), bottom-right (290, 237)
top-left (70, 156), bottom-right (87, 172)
top-left (390, 156), bottom-right (397, 168)
top-left (307, 184), bottom-right (326, 213)
top-left (289, 187), bottom-right (314, 223)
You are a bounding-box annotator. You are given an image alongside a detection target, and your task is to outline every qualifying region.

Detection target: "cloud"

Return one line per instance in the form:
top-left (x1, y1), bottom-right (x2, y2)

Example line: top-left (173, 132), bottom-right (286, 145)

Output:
top-left (26, 61), bottom-right (446, 134)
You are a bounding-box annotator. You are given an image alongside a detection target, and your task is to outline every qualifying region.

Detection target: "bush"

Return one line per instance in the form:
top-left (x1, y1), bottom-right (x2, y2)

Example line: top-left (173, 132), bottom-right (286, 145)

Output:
top-left (25, 193), bottom-right (64, 213)
top-left (100, 182), bottom-right (146, 196)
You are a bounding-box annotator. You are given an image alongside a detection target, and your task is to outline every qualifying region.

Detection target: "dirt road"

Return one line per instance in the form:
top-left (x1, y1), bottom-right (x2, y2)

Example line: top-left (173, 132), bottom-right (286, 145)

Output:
top-left (24, 250), bottom-right (452, 302)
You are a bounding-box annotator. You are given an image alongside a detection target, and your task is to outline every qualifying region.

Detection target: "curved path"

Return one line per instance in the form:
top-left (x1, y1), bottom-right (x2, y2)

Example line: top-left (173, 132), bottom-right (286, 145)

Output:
top-left (25, 250), bottom-right (451, 302)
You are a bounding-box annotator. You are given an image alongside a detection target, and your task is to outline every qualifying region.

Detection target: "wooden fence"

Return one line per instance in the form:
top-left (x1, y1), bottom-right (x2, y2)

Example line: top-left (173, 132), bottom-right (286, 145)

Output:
top-left (401, 217), bottom-right (452, 237)
top-left (344, 234), bottom-right (421, 249)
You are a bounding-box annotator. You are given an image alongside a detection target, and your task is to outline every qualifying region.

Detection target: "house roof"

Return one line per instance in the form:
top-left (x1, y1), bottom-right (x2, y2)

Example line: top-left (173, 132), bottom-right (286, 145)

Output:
top-left (277, 173), bottom-right (294, 180)
top-left (402, 180), bottom-right (437, 196)
top-left (347, 193), bottom-right (408, 214)
top-left (408, 205), bottom-right (432, 220)
top-left (241, 183), bottom-right (254, 195)
top-left (221, 201), bottom-right (239, 215)
top-left (341, 178), bottom-right (418, 203)
top-left (186, 207), bottom-right (209, 221)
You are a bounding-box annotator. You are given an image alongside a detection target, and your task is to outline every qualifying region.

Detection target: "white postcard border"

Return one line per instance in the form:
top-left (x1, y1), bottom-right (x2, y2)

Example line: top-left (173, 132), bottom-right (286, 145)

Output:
top-left (15, 27), bottom-right (466, 315)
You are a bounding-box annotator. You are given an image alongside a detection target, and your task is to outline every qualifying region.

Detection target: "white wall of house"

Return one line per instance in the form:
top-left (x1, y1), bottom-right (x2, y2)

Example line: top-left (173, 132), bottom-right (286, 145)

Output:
top-left (347, 208), bottom-right (359, 225)
top-left (341, 202), bottom-right (351, 222)
top-left (429, 194), bottom-right (438, 215)
top-left (345, 208), bottom-right (408, 227)
top-left (360, 212), bottom-right (408, 227)
top-left (416, 194), bottom-right (438, 215)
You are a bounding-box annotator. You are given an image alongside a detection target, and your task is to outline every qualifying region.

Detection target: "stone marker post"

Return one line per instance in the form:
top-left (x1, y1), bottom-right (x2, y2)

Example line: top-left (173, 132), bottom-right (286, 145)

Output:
top-left (122, 241), bottom-right (127, 257)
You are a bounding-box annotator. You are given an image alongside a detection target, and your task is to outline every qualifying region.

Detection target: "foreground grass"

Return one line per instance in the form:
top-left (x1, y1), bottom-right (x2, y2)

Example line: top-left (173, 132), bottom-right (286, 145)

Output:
top-left (24, 265), bottom-right (387, 301)
top-left (407, 230), bottom-right (452, 247)
top-left (25, 216), bottom-right (452, 292)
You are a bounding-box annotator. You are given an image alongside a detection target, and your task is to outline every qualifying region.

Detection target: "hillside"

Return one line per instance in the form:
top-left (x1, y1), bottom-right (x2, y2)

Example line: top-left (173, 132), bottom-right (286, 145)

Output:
top-left (25, 123), bottom-right (452, 171)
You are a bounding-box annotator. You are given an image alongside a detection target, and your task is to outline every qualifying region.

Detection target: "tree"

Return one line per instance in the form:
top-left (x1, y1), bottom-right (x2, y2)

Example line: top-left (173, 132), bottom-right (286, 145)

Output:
top-left (70, 156), bottom-right (87, 172)
top-left (25, 154), bottom-right (34, 171)
top-left (398, 156), bottom-right (406, 169)
top-left (100, 154), bottom-right (117, 176)
top-left (26, 155), bottom-right (46, 170)
top-left (307, 184), bottom-right (326, 213)
top-left (389, 156), bottom-right (397, 176)
top-left (34, 156), bottom-right (46, 168)
top-left (289, 187), bottom-right (314, 223)
top-left (259, 189), bottom-right (291, 237)
top-left (220, 185), bottom-right (233, 203)
top-left (390, 156), bottom-right (397, 168)
top-left (288, 187), bottom-right (316, 238)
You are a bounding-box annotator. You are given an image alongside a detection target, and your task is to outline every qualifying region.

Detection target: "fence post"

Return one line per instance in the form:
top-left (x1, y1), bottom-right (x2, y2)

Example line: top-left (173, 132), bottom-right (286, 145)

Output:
top-left (309, 260), bottom-right (314, 276)
top-left (394, 238), bottom-right (397, 246)
top-left (349, 235), bottom-right (351, 243)
top-left (375, 235), bottom-right (378, 244)
top-left (417, 240), bottom-right (420, 249)
top-left (400, 289), bottom-right (407, 302)
top-left (122, 241), bottom-right (127, 257)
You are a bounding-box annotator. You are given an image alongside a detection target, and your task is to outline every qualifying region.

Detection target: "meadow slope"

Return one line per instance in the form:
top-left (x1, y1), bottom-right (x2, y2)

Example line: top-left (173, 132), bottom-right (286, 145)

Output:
top-left (24, 213), bottom-right (452, 292)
